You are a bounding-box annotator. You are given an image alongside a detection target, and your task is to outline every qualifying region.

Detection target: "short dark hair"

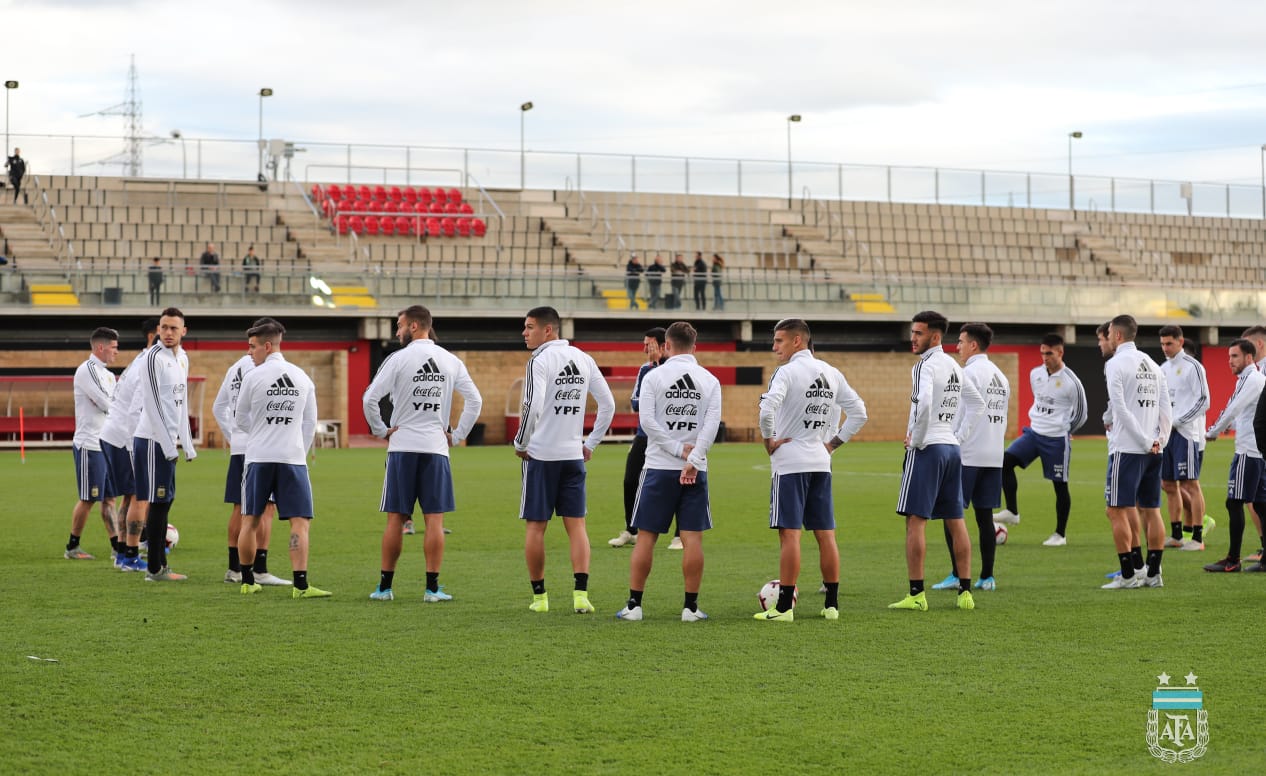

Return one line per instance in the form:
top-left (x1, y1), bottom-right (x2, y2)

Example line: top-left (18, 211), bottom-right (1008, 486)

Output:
top-left (526, 306), bottom-right (561, 330)
top-left (1109, 314), bottom-right (1138, 341)
top-left (644, 327), bottom-right (666, 345)
top-left (1182, 339), bottom-right (1197, 355)
top-left (1095, 322), bottom-right (1110, 337)
top-left (774, 318), bottom-right (812, 342)
top-left (160, 307), bottom-right (185, 323)
top-left (142, 317), bottom-right (159, 337)
top-left (958, 322), bottom-right (993, 350)
top-left (246, 321), bottom-right (284, 343)
top-left (1158, 325), bottom-right (1184, 339)
top-left (90, 327), bottom-right (119, 346)
top-left (1242, 325), bottom-right (1266, 340)
top-left (1041, 333), bottom-right (1065, 348)
top-left (1231, 338), bottom-right (1256, 358)
top-left (397, 305), bottom-right (432, 333)
top-left (252, 316), bottom-right (285, 334)
top-left (911, 310), bottom-right (948, 333)
top-left (665, 321), bottom-right (697, 350)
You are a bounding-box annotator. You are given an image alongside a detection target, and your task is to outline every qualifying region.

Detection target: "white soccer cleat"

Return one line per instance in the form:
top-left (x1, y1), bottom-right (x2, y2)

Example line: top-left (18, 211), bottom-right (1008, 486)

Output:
top-left (993, 509), bottom-right (1020, 526)
top-left (615, 605), bottom-right (643, 621)
top-left (1101, 574), bottom-right (1143, 590)
top-left (1179, 539), bottom-right (1204, 551)
top-left (1163, 537), bottom-right (1184, 548)
top-left (1143, 574), bottom-right (1164, 588)
top-left (667, 536), bottom-right (684, 550)
top-left (608, 530), bottom-right (636, 548)
top-left (1041, 533), bottom-right (1067, 547)
top-left (224, 569), bottom-right (242, 584)
top-left (681, 608), bottom-right (709, 622)
top-left (254, 572), bottom-right (293, 586)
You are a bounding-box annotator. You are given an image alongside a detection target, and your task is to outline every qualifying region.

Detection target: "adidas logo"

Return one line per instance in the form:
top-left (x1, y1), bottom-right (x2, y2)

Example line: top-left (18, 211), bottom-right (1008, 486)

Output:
top-left (665, 373), bottom-right (701, 399)
top-left (987, 374), bottom-right (1007, 396)
top-left (554, 360), bottom-right (586, 385)
top-left (805, 373), bottom-right (834, 399)
top-left (412, 357), bottom-right (447, 383)
top-left (945, 370), bottom-right (962, 393)
top-left (266, 373), bottom-right (300, 396)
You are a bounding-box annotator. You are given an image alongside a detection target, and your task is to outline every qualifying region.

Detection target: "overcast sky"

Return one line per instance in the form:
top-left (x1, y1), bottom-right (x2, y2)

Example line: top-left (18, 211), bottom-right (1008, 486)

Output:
top-left (5, 0), bottom-right (1266, 195)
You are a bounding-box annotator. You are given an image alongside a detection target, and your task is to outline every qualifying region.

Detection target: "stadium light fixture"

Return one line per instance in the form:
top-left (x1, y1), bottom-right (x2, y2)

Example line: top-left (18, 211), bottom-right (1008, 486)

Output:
top-left (170, 129), bottom-right (187, 179)
top-left (787, 115), bottom-right (802, 207)
top-left (4, 80), bottom-right (17, 157)
top-left (258, 88), bottom-right (273, 181)
top-left (1068, 131), bottom-right (1083, 212)
top-left (520, 102), bottom-right (534, 190)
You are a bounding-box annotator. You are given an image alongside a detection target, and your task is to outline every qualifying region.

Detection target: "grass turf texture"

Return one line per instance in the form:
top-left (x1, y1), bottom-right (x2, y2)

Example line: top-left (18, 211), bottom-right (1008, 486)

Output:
top-left (2, 439), bottom-right (1255, 774)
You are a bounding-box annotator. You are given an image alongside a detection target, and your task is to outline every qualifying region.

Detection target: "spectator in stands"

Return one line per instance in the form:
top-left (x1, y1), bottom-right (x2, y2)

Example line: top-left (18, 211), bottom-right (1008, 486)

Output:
top-left (711, 254), bottom-right (726, 311)
top-left (242, 245), bottom-right (262, 294)
top-left (645, 255), bottom-right (666, 309)
top-left (200, 242), bottom-right (221, 293)
top-left (692, 251), bottom-right (708, 310)
top-left (670, 254), bottom-right (688, 310)
top-left (625, 253), bottom-right (644, 309)
top-left (147, 257), bottom-right (164, 305)
top-left (5, 148), bottom-right (26, 204)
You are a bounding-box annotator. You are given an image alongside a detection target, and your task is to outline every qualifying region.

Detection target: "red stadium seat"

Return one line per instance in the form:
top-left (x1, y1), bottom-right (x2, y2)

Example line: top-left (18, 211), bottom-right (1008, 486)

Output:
top-left (349, 215), bottom-right (365, 234)
top-left (472, 219), bottom-right (486, 237)
top-left (326, 184), bottom-right (342, 200)
top-left (459, 202), bottom-right (473, 214)
top-left (310, 184), bottom-right (322, 202)
top-left (395, 216), bottom-right (411, 234)
top-left (425, 218), bottom-right (441, 237)
top-left (456, 218), bottom-right (472, 237)
top-left (429, 202), bottom-right (445, 214)
top-left (418, 187), bottom-right (433, 204)
top-left (440, 217), bottom-right (456, 237)
top-left (384, 201), bottom-right (399, 214)
top-left (364, 216), bottom-right (380, 235)
top-left (403, 187), bottom-right (418, 204)
top-left (433, 187), bottom-right (448, 204)
top-left (448, 188), bottom-right (462, 204)
top-left (372, 199), bottom-right (388, 213)
top-left (444, 202), bottom-right (459, 214)
top-left (373, 185), bottom-right (388, 202)
top-left (380, 217), bottom-right (396, 236)
top-left (353, 200), bottom-right (368, 213)
top-left (357, 185), bottom-right (371, 201)
top-left (336, 215), bottom-right (350, 234)
top-left (389, 186), bottom-right (403, 202)
top-left (413, 201), bottom-right (429, 214)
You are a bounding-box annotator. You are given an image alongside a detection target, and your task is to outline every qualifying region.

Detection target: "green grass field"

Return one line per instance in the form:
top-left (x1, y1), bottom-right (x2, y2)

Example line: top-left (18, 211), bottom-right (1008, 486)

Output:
top-left (2, 440), bottom-right (1256, 774)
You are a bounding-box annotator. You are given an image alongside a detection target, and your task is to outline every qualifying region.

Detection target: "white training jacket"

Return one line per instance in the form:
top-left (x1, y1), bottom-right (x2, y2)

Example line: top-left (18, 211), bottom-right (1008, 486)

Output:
top-left (638, 353), bottom-right (722, 472)
top-left (362, 338), bottom-right (483, 454)
top-left (907, 345), bottom-right (983, 451)
top-left (101, 346), bottom-right (187, 449)
top-left (72, 354), bottom-right (116, 451)
top-left (1207, 366), bottom-right (1266, 457)
top-left (134, 343), bottom-right (196, 462)
top-left (514, 338), bottom-right (615, 460)
top-left (760, 349), bottom-right (868, 474)
top-left (1027, 364), bottom-right (1088, 438)
top-left (956, 353), bottom-right (1010, 468)
top-left (211, 354), bottom-right (254, 455)
top-left (234, 352), bottom-right (316, 465)
top-left (1161, 351), bottom-right (1210, 452)
top-left (1105, 341), bottom-right (1171, 455)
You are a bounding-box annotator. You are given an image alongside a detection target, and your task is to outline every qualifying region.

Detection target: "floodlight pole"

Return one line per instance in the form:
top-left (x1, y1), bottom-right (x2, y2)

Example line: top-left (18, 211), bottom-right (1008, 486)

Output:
top-left (520, 101), bottom-right (534, 190)
top-left (1260, 144), bottom-right (1265, 220)
top-left (787, 114), bottom-right (801, 207)
top-left (4, 80), bottom-right (17, 158)
top-left (1068, 131), bottom-right (1083, 212)
top-left (258, 88), bottom-right (273, 180)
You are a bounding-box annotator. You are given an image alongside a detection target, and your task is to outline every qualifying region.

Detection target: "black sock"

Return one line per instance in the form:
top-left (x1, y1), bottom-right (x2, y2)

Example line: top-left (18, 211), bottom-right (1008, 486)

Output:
top-left (573, 572), bottom-right (589, 592)
top-left (775, 584), bottom-right (796, 612)
top-left (1130, 546), bottom-right (1144, 571)
top-left (241, 565), bottom-right (255, 585)
top-left (109, 536), bottom-right (120, 554)
top-left (1146, 549), bottom-right (1163, 577)
top-left (1170, 521), bottom-right (1184, 541)
top-left (1053, 481), bottom-right (1071, 536)
top-left (942, 521), bottom-right (958, 578)
top-left (253, 548), bottom-right (269, 574)
top-left (228, 547), bottom-right (240, 573)
top-left (976, 506), bottom-right (996, 579)
top-left (683, 591), bottom-right (698, 612)
top-left (146, 502), bottom-right (170, 573)
top-left (426, 572), bottom-right (439, 593)
top-left (1226, 500), bottom-right (1245, 560)
top-left (1118, 552), bottom-right (1134, 578)
top-left (628, 589), bottom-right (644, 608)
top-left (1192, 525), bottom-right (1204, 543)
top-left (1002, 455), bottom-right (1019, 513)
top-left (909, 579), bottom-right (924, 596)
top-left (67, 533), bottom-right (80, 551)
top-left (823, 582), bottom-right (839, 610)
top-left (293, 570), bottom-right (308, 590)
top-left (380, 570), bottom-right (395, 591)
top-left (531, 579), bottom-right (545, 595)
top-left (959, 577), bottom-right (972, 592)
top-left (126, 545), bottom-right (139, 559)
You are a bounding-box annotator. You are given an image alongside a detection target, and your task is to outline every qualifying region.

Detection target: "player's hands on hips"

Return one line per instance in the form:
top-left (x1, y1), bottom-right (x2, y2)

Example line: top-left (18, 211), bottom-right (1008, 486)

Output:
top-left (515, 449), bottom-right (530, 460)
top-left (764, 437), bottom-right (789, 456)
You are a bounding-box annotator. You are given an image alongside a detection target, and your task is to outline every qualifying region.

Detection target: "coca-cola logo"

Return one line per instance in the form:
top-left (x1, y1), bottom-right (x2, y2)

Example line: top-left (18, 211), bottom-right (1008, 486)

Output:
top-left (413, 386), bottom-right (443, 397)
top-left (266, 400), bottom-right (296, 412)
top-left (664, 404), bottom-right (697, 416)
top-left (555, 389), bottom-right (582, 401)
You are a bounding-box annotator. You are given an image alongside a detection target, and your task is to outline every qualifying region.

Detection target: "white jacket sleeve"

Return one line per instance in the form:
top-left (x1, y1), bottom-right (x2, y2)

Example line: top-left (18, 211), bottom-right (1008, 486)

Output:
top-left (211, 368), bottom-right (236, 448)
top-left (514, 357), bottom-right (546, 452)
top-left (301, 377), bottom-right (318, 453)
top-left (832, 371), bottom-right (868, 444)
top-left (362, 357), bottom-right (395, 439)
top-left (687, 381), bottom-right (722, 470)
top-left (584, 362), bottom-right (616, 450)
top-left (450, 364), bottom-right (483, 445)
top-left (758, 367), bottom-right (788, 440)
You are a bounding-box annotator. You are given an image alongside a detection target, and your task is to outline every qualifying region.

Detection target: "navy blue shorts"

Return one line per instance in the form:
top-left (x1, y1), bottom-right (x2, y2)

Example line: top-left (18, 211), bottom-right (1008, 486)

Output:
top-left (1226, 453), bottom-right (1266, 503)
top-left (769, 471), bottom-right (834, 531)
top-left (1161, 433), bottom-right (1203, 481)
top-left (243, 462), bottom-right (313, 519)
top-left (520, 458), bottom-right (586, 521)
top-left (961, 465), bottom-right (1002, 510)
top-left (631, 468), bottom-right (711, 534)
top-left (72, 446), bottom-right (108, 503)
top-left (1006, 428), bottom-right (1070, 482)
top-left (101, 440), bottom-right (133, 498)
top-left (1104, 452), bottom-right (1162, 509)
top-left (380, 451), bottom-right (456, 515)
top-left (897, 444), bottom-right (964, 520)
top-left (132, 437), bottom-right (176, 504)
top-left (224, 454), bottom-right (246, 504)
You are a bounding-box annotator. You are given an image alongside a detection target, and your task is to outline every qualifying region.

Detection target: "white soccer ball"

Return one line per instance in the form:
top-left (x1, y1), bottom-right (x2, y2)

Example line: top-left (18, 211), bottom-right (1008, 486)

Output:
top-left (165, 524), bottom-right (180, 550)
top-left (994, 522), bottom-right (1008, 546)
top-left (758, 579), bottom-right (798, 611)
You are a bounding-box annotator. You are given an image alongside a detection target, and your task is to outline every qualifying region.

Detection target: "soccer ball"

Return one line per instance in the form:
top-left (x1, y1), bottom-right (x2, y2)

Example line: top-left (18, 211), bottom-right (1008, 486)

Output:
top-left (165, 524), bottom-right (179, 550)
top-left (758, 580), bottom-right (797, 611)
top-left (993, 522), bottom-right (1008, 546)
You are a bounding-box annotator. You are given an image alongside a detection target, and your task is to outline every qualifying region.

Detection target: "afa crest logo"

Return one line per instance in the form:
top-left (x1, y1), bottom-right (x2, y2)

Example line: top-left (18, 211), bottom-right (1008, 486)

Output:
top-left (1147, 671), bottom-right (1208, 762)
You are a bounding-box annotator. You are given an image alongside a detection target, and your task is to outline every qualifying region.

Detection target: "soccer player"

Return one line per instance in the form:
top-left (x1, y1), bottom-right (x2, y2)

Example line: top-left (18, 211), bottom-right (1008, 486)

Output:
top-left (1158, 326), bottom-right (1210, 551)
top-left (128, 308), bottom-right (196, 582)
top-left (65, 327), bottom-right (120, 560)
top-left (890, 311), bottom-right (984, 612)
top-left (616, 322), bottom-right (721, 622)
top-left (610, 327), bottom-right (666, 549)
top-left (1100, 314), bottom-right (1170, 590)
top-left (994, 333), bottom-right (1087, 546)
top-left (211, 317), bottom-right (289, 586)
top-left (754, 318), bottom-right (868, 622)
top-left (234, 321), bottom-right (328, 598)
top-left (1239, 324), bottom-right (1266, 562)
top-left (363, 305), bottom-right (483, 602)
top-left (1202, 338), bottom-right (1266, 574)
top-left (931, 322), bottom-right (1010, 592)
top-left (514, 306), bottom-right (615, 614)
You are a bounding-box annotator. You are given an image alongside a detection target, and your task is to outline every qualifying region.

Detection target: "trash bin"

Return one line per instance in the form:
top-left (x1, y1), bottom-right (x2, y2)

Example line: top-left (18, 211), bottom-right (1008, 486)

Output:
top-left (466, 422), bottom-right (486, 446)
top-left (102, 287), bottom-right (123, 305)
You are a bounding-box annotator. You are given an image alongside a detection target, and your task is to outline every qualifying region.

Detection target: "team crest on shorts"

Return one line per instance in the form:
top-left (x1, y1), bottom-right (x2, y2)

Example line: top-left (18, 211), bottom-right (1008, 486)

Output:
top-left (1146, 671), bottom-right (1207, 762)
top-left (90, 486), bottom-right (99, 498)
top-left (156, 486), bottom-right (167, 499)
